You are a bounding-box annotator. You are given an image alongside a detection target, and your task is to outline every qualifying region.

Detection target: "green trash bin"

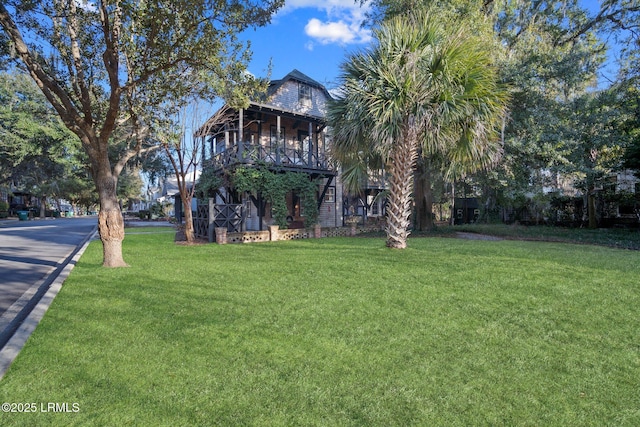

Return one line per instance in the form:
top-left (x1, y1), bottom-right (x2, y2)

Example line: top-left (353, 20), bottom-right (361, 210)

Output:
top-left (17, 210), bottom-right (28, 221)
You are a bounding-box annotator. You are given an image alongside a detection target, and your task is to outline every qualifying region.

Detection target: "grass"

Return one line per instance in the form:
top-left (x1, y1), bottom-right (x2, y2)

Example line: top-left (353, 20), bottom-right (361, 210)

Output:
top-left (445, 223), bottom-right (640, 250)
top-left (1, 228), bottom-right (639, 426)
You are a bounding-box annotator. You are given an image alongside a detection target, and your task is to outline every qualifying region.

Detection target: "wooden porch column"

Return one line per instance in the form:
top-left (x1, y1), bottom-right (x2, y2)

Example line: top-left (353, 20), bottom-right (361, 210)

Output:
top-left (208, 198), bottom-right (215, 243)
top-left (276, 115), bottom-right (281, 165)
top-left (224, 130), bottom-right (229, 151)
top-left (257, 113), bottom-right (263, 160)
top-left (258, 193), bottom-right (263, 231)
top-left (307, 121), bottom-right (313, 168)
top-left (238, 108), bottom-right (244, 159)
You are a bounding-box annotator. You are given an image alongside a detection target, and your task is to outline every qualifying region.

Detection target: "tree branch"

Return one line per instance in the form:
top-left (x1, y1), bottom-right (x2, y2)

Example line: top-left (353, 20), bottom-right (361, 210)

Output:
top-left (99, 0), bottom-right (123, 144)
top-left (66, 0), bottom-right (93, 126)
top-left (558, 4), bottom-right (640, 46)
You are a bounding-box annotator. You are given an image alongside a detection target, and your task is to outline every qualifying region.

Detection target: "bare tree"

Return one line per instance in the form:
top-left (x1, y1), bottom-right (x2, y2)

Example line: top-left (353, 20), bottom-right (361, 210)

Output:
top-left (158, 102), bottom-right (210, 243)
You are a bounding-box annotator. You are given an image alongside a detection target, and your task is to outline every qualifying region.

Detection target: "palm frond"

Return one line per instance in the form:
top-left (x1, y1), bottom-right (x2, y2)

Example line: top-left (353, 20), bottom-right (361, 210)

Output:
top-left (328, 7), bottom-right (510, 247)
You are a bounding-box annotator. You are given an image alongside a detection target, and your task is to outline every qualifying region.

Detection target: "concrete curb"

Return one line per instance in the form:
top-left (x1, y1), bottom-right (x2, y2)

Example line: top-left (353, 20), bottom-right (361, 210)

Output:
top-left (0, 226), bottom-right (98, 380)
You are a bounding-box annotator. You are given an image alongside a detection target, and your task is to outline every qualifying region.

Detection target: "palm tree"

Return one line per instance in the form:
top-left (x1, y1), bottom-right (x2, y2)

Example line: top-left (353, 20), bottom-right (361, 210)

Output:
top-left (329, 10), bottom-right (509, 248)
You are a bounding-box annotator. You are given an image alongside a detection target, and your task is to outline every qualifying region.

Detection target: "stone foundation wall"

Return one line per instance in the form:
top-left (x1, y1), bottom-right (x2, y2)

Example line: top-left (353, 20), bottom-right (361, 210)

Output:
top-left (215, 224), bottom-right (384, 244)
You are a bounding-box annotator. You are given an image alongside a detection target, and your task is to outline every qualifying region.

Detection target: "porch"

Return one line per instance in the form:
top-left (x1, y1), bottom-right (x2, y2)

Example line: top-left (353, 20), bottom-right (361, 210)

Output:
top-left (206, 141), bottom-right (331, 175)
top-left (198, 104), bottom-right (335, 177)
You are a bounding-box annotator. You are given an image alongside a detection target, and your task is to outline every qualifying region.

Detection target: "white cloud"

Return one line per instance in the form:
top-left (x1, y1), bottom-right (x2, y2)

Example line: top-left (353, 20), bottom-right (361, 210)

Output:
top-left (305, 19), bottom-right (354, 44)
top-left (282, 0), bottom-right (372, 46)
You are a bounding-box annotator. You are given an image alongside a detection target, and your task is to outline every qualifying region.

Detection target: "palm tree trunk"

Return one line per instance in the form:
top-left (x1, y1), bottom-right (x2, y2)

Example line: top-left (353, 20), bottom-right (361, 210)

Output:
top-left (386, 122), bottom-right (419, 249)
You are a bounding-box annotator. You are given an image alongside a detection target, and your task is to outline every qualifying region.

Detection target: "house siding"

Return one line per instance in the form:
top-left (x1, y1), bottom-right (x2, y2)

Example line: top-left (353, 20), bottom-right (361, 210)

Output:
top-left (616, 169), bottom-right (638, 193)
top-left (197, 70), bottom-right (347, 232)
top-left (317, 178), bottom-right (343, 228)
top-left (268, 80), bottom-right (328, 118)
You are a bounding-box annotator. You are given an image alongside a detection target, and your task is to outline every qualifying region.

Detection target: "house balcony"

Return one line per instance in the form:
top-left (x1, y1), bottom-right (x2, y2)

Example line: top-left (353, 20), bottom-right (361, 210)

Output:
top-left (199, 104), bottom-right (336, 178)
top-left (205, 142), bottom-right (335, 178)
top-left (360, 170), bottom-right (387, 192)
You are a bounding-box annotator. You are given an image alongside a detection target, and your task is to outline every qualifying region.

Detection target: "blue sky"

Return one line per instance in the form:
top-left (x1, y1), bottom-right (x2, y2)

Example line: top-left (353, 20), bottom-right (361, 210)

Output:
top-left (241, 0), bottom-right (373, 90)
top-left (241, 0), bottom-right (616, 90)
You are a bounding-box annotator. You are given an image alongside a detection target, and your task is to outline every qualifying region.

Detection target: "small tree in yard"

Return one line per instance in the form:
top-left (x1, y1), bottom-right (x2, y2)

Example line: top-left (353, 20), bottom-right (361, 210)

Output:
top-left (157, 102), bottom-right (211, 243)
top-left (0, 0), bottom-right (282, 266)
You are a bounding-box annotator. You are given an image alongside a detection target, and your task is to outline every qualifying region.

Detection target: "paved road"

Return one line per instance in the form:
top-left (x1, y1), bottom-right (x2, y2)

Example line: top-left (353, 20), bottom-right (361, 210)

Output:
top-left (0, 217), bottom-right (97, 315)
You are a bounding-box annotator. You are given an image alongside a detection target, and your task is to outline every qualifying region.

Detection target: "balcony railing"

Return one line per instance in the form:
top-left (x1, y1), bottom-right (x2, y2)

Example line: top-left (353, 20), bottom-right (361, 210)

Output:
top-left (361, 170), bottom-right (387, 190)
top-left (208, 142), bottom-right (332, 172)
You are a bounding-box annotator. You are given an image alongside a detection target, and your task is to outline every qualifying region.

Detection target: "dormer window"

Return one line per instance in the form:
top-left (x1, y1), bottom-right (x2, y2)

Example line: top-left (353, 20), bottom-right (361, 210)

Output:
top-left (298, 83), bottom-right (312, 106)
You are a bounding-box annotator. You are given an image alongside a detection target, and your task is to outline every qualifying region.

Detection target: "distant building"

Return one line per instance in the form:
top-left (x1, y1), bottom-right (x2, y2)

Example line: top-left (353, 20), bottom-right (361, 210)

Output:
top-left (453, 198), bottom-right (480, 225)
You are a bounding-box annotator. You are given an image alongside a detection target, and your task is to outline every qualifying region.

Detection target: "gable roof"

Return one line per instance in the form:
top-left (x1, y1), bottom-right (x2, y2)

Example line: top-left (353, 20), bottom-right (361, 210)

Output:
top-left (267, 69), bottom-right (333, 100)
top-left (194, 70), bottom-right (333, 137)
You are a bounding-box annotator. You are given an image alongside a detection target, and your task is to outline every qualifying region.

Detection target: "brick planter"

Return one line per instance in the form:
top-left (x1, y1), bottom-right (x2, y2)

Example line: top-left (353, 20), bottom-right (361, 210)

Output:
top-left (215, 227), bottom-right (227, 244)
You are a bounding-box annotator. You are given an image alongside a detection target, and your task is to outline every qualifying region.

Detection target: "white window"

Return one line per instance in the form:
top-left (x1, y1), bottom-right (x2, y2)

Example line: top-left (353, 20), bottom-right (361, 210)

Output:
top-left (372, 199), bottom-right (379, 215)
top-left (324, 187), bottom-right (335, 203)
top-left (299, 83), bottom-right (312, 106)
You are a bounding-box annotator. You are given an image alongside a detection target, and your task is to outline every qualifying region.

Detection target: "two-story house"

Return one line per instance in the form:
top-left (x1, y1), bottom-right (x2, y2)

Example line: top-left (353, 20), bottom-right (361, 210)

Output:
top-left (196, 70), bottom-right (345, 231)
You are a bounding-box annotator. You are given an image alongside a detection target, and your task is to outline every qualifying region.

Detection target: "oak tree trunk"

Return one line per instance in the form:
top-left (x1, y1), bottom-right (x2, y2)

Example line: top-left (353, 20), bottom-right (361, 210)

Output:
top-left (95, 167), bottom-right (128, 267)
top-left (587, 190), bottom-right (597, 229)
top-left (40, 196), bottom-right (46, 218)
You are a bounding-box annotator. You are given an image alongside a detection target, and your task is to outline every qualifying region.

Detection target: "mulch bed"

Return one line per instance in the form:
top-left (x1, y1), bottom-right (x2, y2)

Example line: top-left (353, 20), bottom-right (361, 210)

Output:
top-left (174, 229), bottom-right (209, 245)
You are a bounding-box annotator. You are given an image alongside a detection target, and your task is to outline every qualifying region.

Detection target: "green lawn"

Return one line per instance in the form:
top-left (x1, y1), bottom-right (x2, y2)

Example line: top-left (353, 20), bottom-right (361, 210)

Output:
top-left (1, 229), bottom-right (639, 426)
top-left (448, 223), bottom-right (640, 250)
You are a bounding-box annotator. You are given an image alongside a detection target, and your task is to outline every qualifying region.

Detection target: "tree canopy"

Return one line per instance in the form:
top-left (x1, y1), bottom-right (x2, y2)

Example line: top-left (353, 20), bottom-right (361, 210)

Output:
top-left (329, 9), bottom-right (508, 248)
top-left (357, 0), bottom-right (639, 227)
top-left (0, 69), bottom-right (85, 214)
top-left (0, 0), bottom-right (283, 266)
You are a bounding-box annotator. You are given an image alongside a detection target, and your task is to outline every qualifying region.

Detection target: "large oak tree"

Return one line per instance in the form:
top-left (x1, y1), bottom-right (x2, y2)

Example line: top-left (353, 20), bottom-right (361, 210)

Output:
top-left (1, 69), bottom-right (83, 216)
top-left (0, 0), bottom-right (282, 266)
